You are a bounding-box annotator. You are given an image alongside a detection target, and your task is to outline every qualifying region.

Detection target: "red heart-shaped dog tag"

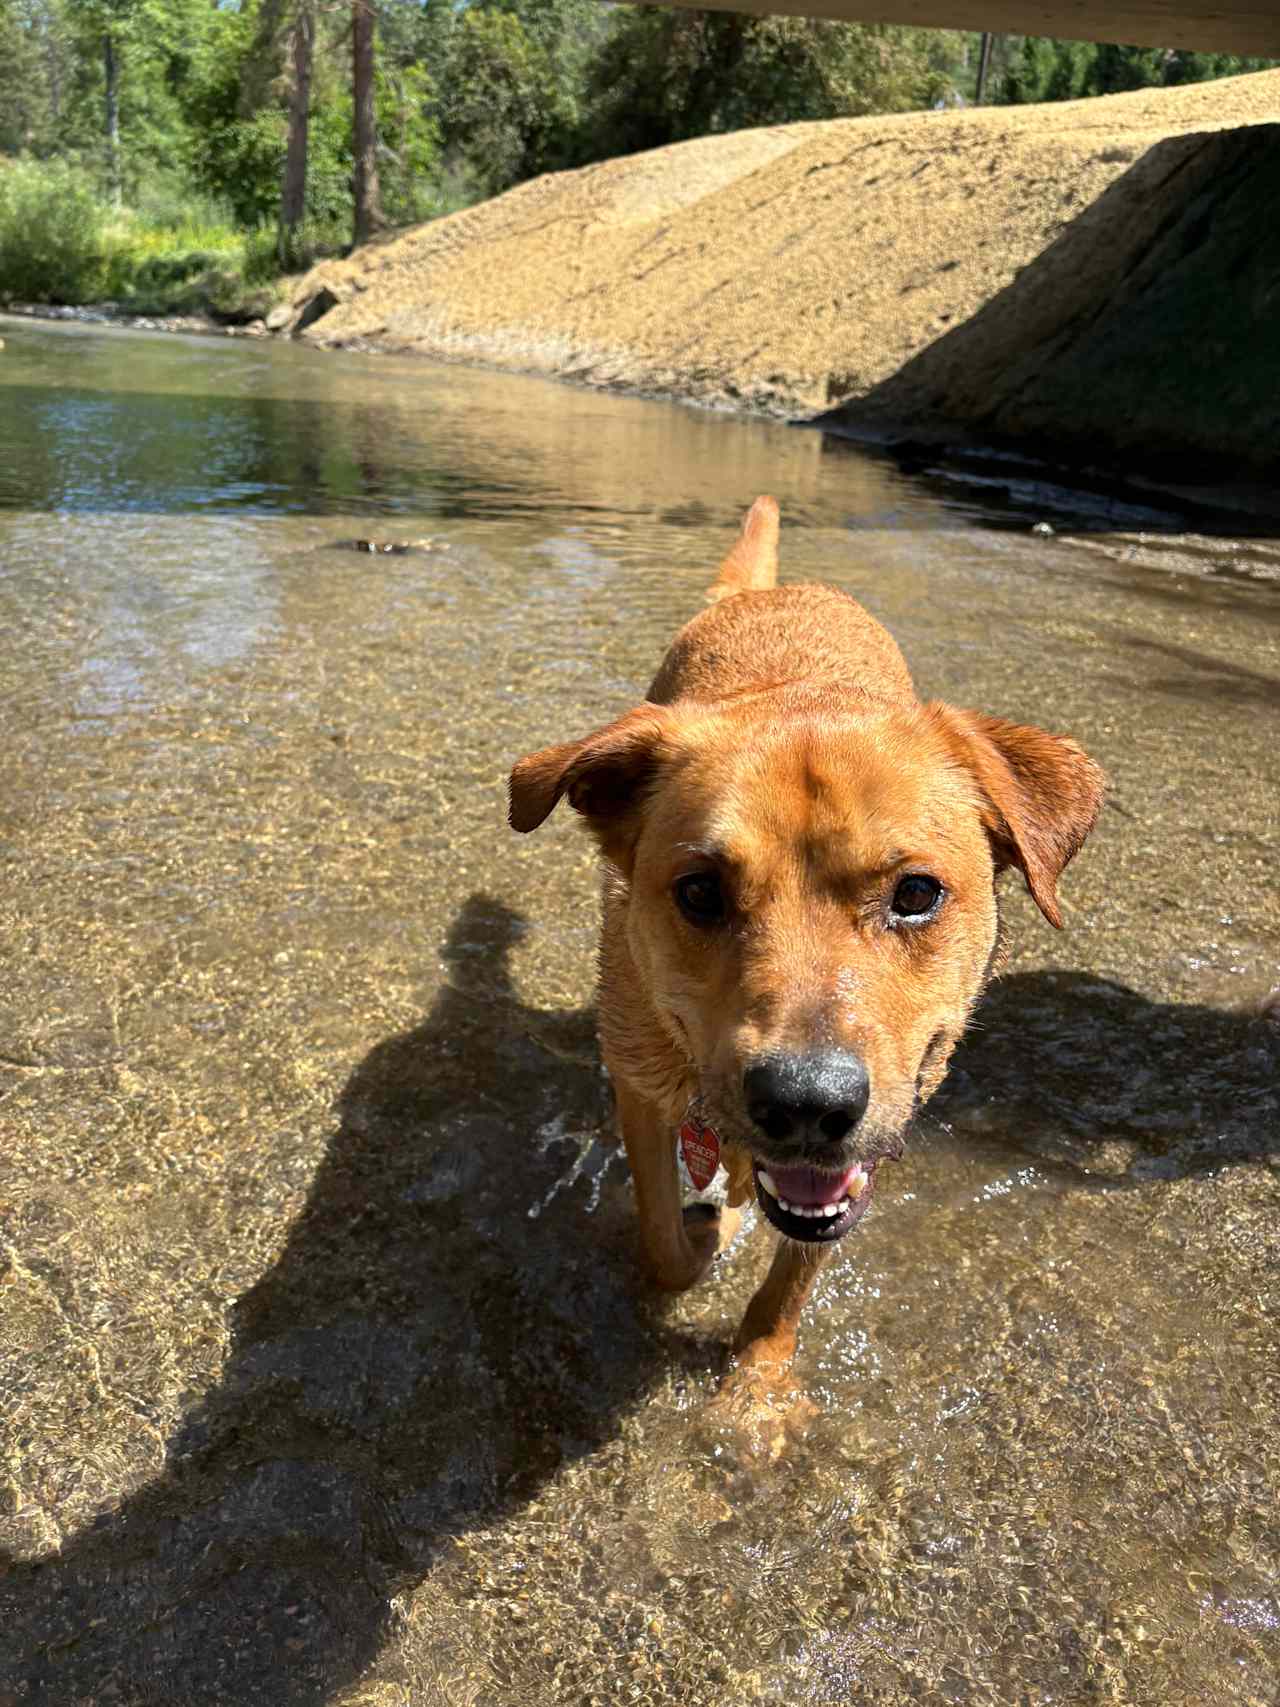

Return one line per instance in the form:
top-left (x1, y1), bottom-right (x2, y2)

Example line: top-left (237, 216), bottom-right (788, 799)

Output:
top-left (679, 1118), bottom-right (721, 1191)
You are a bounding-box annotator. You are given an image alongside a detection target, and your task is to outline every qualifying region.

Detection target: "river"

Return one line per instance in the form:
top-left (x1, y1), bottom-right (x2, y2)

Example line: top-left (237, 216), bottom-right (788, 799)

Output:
top-left (1, 316), bottom-right (1277, 1705)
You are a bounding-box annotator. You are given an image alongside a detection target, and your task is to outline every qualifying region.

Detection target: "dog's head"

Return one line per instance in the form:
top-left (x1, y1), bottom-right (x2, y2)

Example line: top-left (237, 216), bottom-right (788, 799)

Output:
top-left (510, 604), bottom-right (1103, 1249)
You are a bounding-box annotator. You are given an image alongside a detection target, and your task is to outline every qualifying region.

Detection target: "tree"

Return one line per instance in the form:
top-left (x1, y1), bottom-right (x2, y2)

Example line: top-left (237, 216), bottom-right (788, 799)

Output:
top-left (351, 0), bottom-right (383, 242)
top-left (279, 0), bottom-right (314, 262)
top-left (63, 0), bottom-right (137, 200)
top-left (238, 0), bottom-right (290, 121)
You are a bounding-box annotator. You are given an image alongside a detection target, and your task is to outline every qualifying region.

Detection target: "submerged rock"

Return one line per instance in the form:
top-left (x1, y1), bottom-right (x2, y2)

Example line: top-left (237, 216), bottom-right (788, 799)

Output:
top-left (333, 537), bottom-right (451, 555)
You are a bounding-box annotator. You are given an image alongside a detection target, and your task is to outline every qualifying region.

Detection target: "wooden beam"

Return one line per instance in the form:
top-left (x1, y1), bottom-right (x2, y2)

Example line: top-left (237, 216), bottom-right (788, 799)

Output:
top-left (623, 0), bottom-right (1280, 58)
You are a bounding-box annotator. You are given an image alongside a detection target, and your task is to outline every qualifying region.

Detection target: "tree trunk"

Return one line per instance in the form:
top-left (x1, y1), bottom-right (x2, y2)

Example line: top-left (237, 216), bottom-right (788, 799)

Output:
top-left (103, 28), bottom-right (121, 206)
top-left (975, 31), bottom-right (995, 104)
top-left (279, 1), bottom-right (315, 266)
top-left (352, 0), bottom-right (384, 246)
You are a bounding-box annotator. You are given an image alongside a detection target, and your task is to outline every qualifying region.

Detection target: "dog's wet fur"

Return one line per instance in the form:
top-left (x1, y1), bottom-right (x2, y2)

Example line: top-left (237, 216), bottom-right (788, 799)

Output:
top-left (510, 497), bottom-right (1103, 1409)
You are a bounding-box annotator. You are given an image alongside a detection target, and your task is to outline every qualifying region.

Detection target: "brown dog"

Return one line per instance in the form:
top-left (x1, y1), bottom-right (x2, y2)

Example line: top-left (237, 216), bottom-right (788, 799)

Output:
top-left (510, 497), bottom-right (1103, 1396)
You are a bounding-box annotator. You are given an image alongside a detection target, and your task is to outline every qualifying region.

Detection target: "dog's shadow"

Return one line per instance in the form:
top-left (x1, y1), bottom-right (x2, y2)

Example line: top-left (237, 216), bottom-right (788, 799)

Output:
top-left (4, 907), bottom-right (1276, 1704)
top-left (935, 966), bottom-right (1280, 1180)
top-left (2, 894), bottom-right (701, 1706)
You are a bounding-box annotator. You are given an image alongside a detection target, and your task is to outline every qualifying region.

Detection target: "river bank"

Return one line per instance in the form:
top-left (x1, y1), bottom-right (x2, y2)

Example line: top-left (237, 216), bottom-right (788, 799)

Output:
top-left (268, 70), bottom-right (1280, 486)
top-left (0, 300), bottom-right (270, 338)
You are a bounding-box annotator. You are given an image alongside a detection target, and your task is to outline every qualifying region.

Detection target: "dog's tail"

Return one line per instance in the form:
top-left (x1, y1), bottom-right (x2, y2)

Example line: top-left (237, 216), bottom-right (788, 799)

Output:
top-left (706, 495), bottom-right (779, 603)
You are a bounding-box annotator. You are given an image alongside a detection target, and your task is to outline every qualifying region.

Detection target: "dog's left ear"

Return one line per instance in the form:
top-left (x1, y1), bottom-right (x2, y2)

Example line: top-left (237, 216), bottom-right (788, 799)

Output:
top-left (928, 704), bottom-right (1106, 928)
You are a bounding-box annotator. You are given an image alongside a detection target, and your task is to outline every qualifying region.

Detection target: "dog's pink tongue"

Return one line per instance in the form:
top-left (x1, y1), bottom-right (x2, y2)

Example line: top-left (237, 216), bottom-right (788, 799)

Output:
top-left (768, 1163), bottom-right (858, 1207)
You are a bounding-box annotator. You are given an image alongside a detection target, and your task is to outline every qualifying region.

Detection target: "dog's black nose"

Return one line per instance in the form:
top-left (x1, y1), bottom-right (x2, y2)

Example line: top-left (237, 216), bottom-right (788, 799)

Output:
top-left (744, 1051), bottom-right (870, 1146)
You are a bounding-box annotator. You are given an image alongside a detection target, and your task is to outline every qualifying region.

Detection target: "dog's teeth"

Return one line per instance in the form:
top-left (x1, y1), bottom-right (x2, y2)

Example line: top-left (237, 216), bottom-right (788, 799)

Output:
top-left (762, 1177), bottom-right (863, 1218)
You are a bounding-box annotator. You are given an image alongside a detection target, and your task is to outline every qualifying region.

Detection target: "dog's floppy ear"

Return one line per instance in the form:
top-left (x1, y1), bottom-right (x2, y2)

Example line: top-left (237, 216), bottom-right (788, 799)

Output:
top-left (928, 704), bottom-right (1105, 928)
top-left (509, 705), bottom-right (673, 857)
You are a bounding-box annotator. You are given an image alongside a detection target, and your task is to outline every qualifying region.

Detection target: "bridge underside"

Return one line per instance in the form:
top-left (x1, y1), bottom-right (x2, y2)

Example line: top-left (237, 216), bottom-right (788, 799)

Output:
top-left (630, 1), bottom-right (1280, 58)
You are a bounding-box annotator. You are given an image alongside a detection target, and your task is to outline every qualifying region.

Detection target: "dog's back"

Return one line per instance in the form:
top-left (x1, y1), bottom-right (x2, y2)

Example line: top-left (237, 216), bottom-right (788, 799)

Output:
top-left (648, 496), bottom-right (915, 708)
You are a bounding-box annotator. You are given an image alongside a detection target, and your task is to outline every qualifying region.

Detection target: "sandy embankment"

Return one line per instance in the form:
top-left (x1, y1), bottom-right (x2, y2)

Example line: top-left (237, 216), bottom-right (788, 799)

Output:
top-left (283, 71), bottom-right (1280, 478)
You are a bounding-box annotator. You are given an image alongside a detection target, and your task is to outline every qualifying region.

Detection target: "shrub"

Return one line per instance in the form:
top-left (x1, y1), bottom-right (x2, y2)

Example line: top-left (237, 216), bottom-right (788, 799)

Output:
top-left (0, 158), bottom-right (108, 304)
top-left (0, 160), bottom-right (283, 318)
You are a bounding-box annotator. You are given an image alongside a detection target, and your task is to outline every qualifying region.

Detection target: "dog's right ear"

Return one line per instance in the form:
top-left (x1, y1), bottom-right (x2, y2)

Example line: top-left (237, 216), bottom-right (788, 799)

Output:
top-left (509, 705), bottom-right (673, 857)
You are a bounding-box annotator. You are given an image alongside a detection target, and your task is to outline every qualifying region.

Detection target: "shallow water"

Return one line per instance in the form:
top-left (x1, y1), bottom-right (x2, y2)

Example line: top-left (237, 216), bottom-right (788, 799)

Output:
top-left (0, 317), bottom-right (1277, 1706)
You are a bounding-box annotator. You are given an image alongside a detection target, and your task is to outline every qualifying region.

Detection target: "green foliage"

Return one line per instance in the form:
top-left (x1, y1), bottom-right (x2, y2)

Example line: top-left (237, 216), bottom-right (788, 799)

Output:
top-left (440, 7), bottom-right (547, 192)
top-left (189, 107), bottom-right (289, 227)
top-left (0, 156), bottom-right (107, 302)
top-left (182, 0), bottom-right (442, 242)
top-left (0, 0), bottom-right (61, 155)
top-left (0, 155), bottom-right (278, 314)
top-left (435, 0), bottom-right (600, 196)
top-left (180, 4), bottom-right (298, 228)
top-left (431, 4), bottom-right (957, 194)
top-left (49, 0), bottom-right (225, 193)
top-left (995, 36), bottom-right (1276, 105)
top-left (577, 12), bottom-right (954, 163)
top-left (377, 59), bottom-right (445, 223)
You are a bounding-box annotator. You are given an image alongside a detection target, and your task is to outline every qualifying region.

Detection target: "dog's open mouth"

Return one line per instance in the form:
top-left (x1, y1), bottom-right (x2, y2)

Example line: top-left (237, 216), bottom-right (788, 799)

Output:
top-left (753, 1160), bottom-right (876, 1243)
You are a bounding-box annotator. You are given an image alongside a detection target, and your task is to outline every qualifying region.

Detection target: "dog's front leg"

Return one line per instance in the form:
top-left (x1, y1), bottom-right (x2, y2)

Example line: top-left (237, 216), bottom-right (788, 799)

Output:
top-left (614, 1079), bottom-right (726, 1292)
top-left (706, 1239), bottom-right (831, 1455)
top-left (734, 1238), bottom-right (832, 1378)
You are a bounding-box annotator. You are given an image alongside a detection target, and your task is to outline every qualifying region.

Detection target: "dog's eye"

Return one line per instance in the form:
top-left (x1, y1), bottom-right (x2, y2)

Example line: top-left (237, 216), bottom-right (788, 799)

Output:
top-left (891, 874), bottom-right (943, 921)
top-left (674, 872), bottom-right (726, 926)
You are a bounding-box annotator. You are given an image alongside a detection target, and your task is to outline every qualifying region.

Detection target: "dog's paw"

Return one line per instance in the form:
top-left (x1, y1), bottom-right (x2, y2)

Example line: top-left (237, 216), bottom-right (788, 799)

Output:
top-left (705, 1361), bottom-right (818, 1463)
